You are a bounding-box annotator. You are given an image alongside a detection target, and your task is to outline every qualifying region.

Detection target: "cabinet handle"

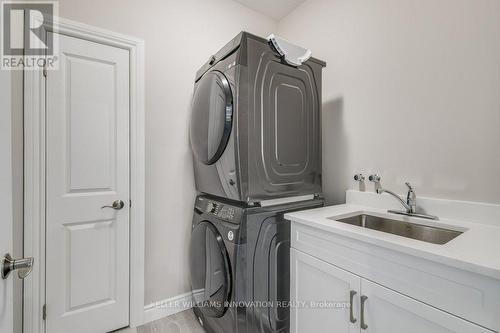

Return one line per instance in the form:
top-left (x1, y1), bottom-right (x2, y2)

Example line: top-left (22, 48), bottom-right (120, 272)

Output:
top-left (349, 290), bottom-right (357, 323)
top-left (361, 295), bottom-right (368, 330)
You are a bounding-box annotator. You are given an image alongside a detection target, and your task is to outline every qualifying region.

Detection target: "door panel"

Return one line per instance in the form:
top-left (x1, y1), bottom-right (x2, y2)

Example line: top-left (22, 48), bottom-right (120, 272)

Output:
top-left (290, 249), bottom-right (360, 333)
top-left (66, 220), bottom-right (117, 310)
top-left (46, 32), bottom-right (130, 333)
top-left (66, 54), bottom-right (117, 192)
top-left (361, 279), bottom-right (491, 333)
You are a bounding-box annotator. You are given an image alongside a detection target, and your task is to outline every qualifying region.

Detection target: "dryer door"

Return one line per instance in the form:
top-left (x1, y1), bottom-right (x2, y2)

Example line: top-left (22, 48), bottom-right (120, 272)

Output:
top-left (190, 221), bottom-right (231, 318)
top-left (190, 71), bottom-right (233, 165)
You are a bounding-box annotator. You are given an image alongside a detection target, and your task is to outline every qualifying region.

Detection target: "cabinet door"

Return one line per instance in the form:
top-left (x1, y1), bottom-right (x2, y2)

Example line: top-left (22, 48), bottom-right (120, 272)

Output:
top-left (290, 249), bottom-right (360, 333)
top-left (360, 279), bottom-right (492, 333)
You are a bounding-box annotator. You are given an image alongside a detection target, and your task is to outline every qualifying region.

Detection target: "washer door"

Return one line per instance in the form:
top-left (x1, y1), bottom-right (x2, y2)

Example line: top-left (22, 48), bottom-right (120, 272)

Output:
top-left (190, 71), bottom-right (233, 165)
top-left (190, 221), bottom-right (231, 318)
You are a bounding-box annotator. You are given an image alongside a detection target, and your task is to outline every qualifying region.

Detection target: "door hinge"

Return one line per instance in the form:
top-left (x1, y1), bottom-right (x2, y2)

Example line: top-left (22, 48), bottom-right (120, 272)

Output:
top-left (42, 66), bottom-right (47, 77)
top-left (129, 199), bottom-right (132, 207)
top-left (42, 304), bottom-right (47, 320)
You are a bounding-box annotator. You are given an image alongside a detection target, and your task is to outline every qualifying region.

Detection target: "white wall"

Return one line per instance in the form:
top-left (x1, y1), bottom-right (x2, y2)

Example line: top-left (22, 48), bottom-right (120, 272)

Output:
top-left (56, 0), bottom-right (277, 304)
top-left (277, 0), bottom-right (500, 205)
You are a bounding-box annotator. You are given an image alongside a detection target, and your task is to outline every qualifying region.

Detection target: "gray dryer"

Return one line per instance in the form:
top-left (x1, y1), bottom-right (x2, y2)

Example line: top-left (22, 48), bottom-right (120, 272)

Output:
top-left (190, 32), bottom-right (326, 202)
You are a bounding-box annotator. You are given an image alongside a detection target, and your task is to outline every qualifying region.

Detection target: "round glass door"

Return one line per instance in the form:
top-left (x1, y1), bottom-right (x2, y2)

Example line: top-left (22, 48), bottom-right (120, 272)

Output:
top-left (190, 71), bottom-right (233, 165)
top-left (189, 221), bottom-right (231, 318)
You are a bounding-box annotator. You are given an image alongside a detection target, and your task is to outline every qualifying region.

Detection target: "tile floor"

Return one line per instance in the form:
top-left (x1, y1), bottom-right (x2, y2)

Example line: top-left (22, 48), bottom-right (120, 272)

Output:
top-left (116, 309), bottom-right (205, 333)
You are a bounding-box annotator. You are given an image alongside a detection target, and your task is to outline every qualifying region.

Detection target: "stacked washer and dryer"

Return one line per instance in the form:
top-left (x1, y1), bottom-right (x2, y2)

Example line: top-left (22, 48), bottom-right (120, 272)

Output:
top-left (189, 32), bottom-right (325, 333)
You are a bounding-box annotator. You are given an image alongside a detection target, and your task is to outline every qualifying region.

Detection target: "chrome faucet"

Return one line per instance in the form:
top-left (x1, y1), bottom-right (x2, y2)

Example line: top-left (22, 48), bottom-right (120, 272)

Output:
top-left (376, 182), bottom-right (438, 220)
top-left (377, 182), bottom-right (416, 213)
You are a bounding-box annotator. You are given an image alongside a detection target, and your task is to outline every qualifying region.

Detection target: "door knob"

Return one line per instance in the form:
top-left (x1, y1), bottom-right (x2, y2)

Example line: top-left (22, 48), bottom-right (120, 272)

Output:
top-left (101, 200), bottom-right (125, 210)
top-left (1, 253), bottom-right (34, 279)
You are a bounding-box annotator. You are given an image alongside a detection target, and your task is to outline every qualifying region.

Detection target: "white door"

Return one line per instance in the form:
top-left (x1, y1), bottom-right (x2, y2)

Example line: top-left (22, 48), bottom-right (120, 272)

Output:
top-left (1, 71), bottom-right (14, 333)
top-left (290, 249), bottom-right (360, 333)
top-left (45, 32), bottom-right (130, 333)
top-left (360, 279), bottom-right (491, 333)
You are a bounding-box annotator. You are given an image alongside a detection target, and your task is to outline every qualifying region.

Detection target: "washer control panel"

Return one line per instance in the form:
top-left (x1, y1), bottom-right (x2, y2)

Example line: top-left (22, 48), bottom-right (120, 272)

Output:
top-left (197, 197), bottom-right (243, 224)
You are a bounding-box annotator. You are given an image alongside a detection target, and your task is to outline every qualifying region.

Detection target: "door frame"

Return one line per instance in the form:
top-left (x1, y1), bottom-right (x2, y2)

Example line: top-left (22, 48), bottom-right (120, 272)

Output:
top-left (23, 17), bottom-right (145, 332)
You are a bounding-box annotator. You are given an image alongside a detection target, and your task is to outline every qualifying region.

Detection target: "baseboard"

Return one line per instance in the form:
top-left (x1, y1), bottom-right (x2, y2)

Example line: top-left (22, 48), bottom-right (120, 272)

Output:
top-left (143, 291), bottom-right (194, 325)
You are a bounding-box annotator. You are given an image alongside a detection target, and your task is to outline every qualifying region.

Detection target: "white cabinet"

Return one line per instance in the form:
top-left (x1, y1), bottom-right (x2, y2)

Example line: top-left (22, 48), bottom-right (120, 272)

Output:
top-left (291, 249), bottom-right (360, 333)
top-left (290, 222), bottom-right (500, 331)
top-left (361, 279), bottom-right (491, 333)
top-left (291, 249), bottom-right (492, 333)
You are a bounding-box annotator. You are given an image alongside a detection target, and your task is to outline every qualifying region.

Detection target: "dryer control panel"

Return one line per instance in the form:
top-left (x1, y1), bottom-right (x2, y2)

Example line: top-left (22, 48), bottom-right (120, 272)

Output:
top-left (196, 197), bottom-right (243, 224)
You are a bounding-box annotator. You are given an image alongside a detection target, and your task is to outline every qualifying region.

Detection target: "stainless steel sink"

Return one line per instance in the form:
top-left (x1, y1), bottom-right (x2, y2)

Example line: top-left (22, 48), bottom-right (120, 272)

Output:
top-left (332, 214), bottom-right (463, 245)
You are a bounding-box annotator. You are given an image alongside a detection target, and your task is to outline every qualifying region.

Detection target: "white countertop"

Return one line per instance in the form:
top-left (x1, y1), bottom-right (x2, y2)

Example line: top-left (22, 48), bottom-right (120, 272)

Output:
top-left (285, 202), bottom-right (500, 281)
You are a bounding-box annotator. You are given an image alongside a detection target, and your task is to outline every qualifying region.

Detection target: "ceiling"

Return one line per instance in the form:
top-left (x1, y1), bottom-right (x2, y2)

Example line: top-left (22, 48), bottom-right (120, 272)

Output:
top-left (233, 0), bottom-right (306, 21)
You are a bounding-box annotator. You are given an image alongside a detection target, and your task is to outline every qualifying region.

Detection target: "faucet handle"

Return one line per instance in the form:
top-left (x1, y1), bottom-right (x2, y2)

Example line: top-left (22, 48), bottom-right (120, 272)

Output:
top-left (405, 182), bottom-right (416, 198)
top-left (369, 174), bottom-right (381, 183)
top-left (354, 174), bottom-right (365, 182)
top-left (405, 182), bottom-right (417, 213)
top-left (405, 183), bottom-right (416, 196)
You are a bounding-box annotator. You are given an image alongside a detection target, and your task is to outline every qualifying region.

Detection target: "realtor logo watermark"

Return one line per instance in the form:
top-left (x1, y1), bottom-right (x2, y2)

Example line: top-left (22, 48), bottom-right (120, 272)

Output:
top-left (1, 1), bottom-right (58, 70)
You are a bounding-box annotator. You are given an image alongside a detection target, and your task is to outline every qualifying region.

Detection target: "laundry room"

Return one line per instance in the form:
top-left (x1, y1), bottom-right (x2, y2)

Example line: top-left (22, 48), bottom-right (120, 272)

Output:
top-left (1, 0), bottom-right (500, 332)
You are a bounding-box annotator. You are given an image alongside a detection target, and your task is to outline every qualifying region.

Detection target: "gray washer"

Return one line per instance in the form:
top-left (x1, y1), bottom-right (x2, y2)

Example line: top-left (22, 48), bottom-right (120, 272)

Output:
top-left (190, 32), bottom-right (326, 203)
top-left (189, 195), bottom-right (324, 333)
